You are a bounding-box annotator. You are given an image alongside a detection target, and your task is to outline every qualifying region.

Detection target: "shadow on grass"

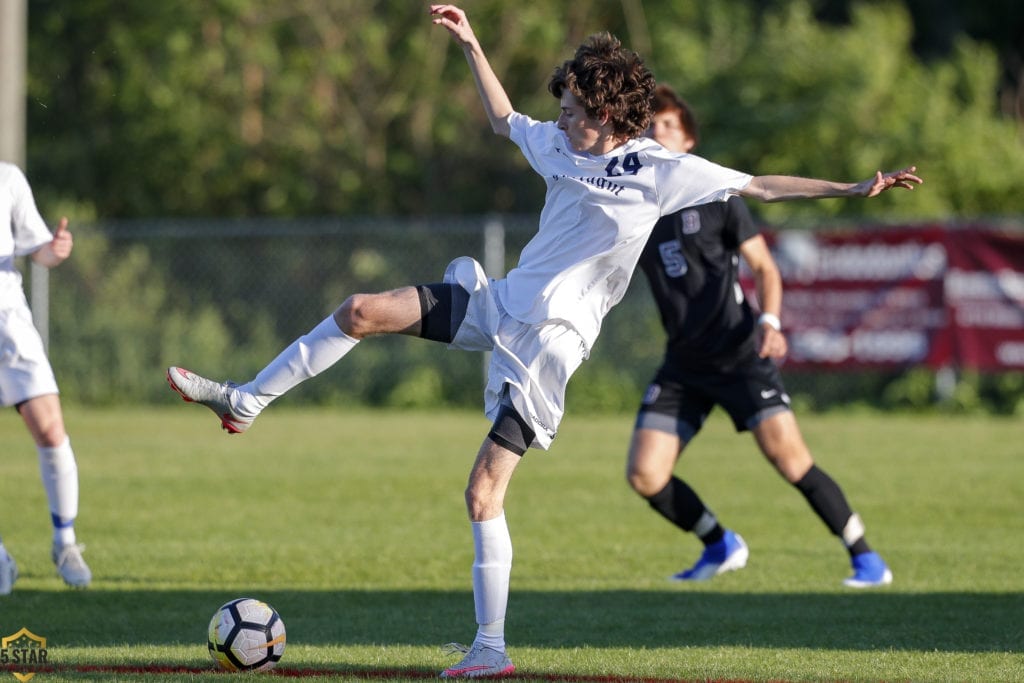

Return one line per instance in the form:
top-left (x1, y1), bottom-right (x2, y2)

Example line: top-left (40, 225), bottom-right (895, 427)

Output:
top-left (2, 588), bottom-right (1020, 655)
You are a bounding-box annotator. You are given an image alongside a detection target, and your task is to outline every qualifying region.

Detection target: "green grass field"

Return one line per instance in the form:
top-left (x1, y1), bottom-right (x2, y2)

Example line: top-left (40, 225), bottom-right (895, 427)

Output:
top-left (0, 406), bottom-right (1021, 682)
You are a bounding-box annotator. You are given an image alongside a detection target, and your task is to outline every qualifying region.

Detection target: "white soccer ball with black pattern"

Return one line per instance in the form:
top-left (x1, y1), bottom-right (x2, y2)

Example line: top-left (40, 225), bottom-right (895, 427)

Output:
top-left (207, 598), bottom-right (286, 672)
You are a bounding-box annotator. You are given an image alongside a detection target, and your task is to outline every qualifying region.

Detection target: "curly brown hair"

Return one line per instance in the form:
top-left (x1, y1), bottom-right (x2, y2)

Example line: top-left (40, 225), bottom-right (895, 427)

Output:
top-left (548, 32), bottom-right (655, 140)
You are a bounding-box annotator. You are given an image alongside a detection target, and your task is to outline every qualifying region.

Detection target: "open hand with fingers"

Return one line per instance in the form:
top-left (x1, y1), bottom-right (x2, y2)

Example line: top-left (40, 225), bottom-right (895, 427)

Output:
top-left (859, 166), bottom-right (923, 197)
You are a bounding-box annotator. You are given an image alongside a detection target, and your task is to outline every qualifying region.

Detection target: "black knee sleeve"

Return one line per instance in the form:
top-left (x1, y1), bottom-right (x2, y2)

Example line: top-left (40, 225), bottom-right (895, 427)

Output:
top-left (417, 282), bottom-right (470, 344)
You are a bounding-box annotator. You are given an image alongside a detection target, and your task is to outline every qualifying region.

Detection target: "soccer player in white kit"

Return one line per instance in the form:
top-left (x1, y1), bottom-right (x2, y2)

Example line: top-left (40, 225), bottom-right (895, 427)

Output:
top-left (0, 162), bottom-right (92, 594)
top-left (168, 5), bottom-right (921, 676)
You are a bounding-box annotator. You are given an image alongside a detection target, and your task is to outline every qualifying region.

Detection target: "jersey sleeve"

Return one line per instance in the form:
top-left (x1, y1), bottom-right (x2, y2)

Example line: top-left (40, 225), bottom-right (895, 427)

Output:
top-left (722, 195), bottom-right (759, 249)
top-left (655, 152), bottom-right (753, 215)
top-left (507, 111), bottom-right (555, 177)
top-left (6, 165), bottom-right (53, 255)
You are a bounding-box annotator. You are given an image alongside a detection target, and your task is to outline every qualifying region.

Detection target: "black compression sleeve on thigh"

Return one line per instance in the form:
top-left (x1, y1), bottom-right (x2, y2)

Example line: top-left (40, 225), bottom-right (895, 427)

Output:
top-left (488, 402), bottom-right (535, 456)
top-left (646, 477), bottom-right (707, 532)
top-left (448, 283), bottom-right (469, 340)
top-left (417, 283), bottom-right (453, 343)
top-left (488, 431), bottom-right (526, 457)
top-left (418, 282), bottom-right (470, 343)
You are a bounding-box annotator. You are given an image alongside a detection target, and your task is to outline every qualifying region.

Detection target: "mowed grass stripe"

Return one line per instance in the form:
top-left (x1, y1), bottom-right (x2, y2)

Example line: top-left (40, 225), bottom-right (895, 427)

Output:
top-left (0, 407), bottom-right (1020, 682)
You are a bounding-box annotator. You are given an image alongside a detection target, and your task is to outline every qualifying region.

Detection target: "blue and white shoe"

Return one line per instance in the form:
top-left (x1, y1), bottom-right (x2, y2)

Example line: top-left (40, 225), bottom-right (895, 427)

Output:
top-left (843, 551), bottom-right (893, 588)
top-left (671, 530), bottom-right (749, 581)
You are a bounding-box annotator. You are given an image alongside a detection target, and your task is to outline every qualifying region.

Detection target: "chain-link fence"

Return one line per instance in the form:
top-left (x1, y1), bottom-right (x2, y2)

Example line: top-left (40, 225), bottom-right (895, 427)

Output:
top-left (30, 216), bottom-right (1021, 414)
top-left (38, 215), bottom-right (645, 410)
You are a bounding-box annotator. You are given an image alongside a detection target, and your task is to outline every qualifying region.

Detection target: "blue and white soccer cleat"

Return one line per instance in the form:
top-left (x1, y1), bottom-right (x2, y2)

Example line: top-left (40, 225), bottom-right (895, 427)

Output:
top-left (440, 642), bottom-right (515, 678)
top-left (166, 367), bottom-right (254, 434)
top-left (671, 530), bottom-right (749, 581)
top-left (843, 551), bottom-right (893, 588)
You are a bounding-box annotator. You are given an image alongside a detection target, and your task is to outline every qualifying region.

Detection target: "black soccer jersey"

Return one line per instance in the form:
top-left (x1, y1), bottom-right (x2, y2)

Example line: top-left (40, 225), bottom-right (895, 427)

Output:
top-left (637, 196), bottom-right (761, 371)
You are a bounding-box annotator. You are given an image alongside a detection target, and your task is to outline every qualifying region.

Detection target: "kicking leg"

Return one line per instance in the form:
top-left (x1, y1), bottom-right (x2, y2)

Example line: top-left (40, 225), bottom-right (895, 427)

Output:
top-left (237, 287), bottom-right (423, 410)
top-left (166, 286), bottom-right (424, 433)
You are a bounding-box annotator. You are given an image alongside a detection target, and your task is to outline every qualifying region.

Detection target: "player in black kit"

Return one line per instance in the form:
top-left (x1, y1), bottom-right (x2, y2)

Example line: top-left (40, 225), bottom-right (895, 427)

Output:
top-left (626, 85), bottom-right (892, 587)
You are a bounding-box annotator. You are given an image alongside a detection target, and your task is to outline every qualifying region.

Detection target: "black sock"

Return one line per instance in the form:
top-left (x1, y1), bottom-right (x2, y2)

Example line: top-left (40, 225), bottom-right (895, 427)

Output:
top-left (646, 477), bottom-right (724, 545)
top-left (794, 465), bottom-right (871, 556)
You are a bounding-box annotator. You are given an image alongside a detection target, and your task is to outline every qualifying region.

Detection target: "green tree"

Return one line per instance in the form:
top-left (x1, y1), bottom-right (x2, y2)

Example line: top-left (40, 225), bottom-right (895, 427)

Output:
top-left (24, 1), bottom-right (631, 218)
top-left (26, 1), bottom-right (1023, 222)
top-left (16, 0), bottom-right (1024, 415)
top-left (15, 0), bottom-right (1024, 412)
top-left (644, 1), bottom-right (1024, 222)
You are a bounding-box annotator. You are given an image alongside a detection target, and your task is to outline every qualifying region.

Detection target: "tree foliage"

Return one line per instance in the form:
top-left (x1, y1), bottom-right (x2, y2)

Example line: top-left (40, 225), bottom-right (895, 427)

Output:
top-left (24, 0), bottom-right (1023, 222)
top-left (642, 1), bottom-right (1024, 222)
top-left (17, 1), bottom-right (1024, 413)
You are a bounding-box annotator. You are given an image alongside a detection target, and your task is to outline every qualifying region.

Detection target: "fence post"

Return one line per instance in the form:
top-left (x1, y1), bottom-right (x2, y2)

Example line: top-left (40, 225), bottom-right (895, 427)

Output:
top-left (31, 262), bottom-right (49, 351)
top-left (482, 216), bottom-right (505, 387)
top-left (1, 1), bottom-right (46, 348)
top-left (935, 365), bottom-right (957, 403)
top-left (0, 0), bottom-right (27, 163)
top-left (484, 215), bottom-right (505, 279)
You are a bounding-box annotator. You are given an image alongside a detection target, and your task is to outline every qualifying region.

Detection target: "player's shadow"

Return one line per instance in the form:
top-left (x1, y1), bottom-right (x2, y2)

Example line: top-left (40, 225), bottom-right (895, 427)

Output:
top-left (1, 588), bottom-right (1019, 654)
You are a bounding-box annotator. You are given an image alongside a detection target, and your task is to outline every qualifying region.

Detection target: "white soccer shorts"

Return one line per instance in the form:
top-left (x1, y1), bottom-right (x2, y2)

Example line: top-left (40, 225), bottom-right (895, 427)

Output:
top-left (0, 305), bottom-right (59, 406)
top-left (442, 256), bottom-right (587, 451)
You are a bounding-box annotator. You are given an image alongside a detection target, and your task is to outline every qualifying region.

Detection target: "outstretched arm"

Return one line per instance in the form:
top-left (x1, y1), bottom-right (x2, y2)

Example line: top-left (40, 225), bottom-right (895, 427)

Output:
top-left (430, 4), bottom-right (513, 137)
top-left (741, 166), bottom-right (922, 202)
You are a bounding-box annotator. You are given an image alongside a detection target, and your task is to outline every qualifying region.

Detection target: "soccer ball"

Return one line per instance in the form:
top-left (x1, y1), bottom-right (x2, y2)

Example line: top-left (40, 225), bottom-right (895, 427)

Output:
top-left (207, 598), bottom-right (286, 672)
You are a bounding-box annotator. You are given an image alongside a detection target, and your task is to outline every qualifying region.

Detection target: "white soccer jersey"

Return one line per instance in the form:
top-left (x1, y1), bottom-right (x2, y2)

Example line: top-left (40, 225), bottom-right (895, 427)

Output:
top-left (499, 112), bottom-right (752, 349)
top-left (0, 162), bottom-right (53, 309)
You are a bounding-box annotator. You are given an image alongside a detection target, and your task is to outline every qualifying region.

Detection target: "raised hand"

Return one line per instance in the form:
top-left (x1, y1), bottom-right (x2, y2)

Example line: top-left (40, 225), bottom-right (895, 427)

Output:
top-left (429, 5), bottom-right (477, 47)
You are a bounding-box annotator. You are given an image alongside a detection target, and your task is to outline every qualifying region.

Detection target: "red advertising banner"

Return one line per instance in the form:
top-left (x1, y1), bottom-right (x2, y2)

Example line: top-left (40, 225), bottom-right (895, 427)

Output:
top-left (742, 224), bottom-right (1024, 371)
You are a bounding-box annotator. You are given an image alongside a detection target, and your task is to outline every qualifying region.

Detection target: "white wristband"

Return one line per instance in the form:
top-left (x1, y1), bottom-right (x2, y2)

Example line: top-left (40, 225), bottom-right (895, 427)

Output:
top-left (758, 312), bottom-right (782, 331)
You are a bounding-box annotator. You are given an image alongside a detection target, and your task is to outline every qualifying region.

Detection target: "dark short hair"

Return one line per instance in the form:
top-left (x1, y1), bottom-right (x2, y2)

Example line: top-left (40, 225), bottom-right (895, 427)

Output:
top-left (652, 84), bottom-right (700, 148)
top-left (548, 32), bottom-right (655, 139)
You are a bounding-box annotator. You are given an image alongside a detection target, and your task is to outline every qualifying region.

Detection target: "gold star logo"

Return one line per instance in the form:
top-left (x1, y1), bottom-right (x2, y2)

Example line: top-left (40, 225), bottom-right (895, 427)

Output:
top-left (1, 628), bottom-right (48, 682)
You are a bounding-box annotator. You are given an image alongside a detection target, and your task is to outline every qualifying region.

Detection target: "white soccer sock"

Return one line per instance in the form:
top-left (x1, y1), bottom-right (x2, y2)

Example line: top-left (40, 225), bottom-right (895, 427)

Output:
top-left (471, 512), bottom-right (512, 652)
top-left (38, 437), bottom-right (78, 546)
top-left (475, 619), bottom-right (506, 652)
top-left (233, 315), bottom-right (359, 415)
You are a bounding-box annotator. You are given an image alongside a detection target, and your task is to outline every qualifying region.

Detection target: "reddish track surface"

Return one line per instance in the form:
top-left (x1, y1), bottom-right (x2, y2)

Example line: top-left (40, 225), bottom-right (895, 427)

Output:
top-left (2, 663), bottom-right (761, 682)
